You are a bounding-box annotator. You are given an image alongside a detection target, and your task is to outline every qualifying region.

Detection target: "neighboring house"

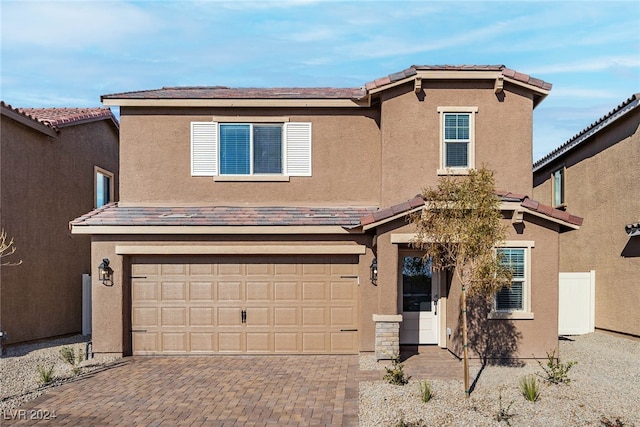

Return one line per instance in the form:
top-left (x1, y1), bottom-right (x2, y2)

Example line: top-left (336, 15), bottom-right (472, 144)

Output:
top-left (533, 94), bottom-right (640, 338)
top-left (70, 65), bottom-right (581, 361)
top-left (0, 102), bottom-right (119, 345)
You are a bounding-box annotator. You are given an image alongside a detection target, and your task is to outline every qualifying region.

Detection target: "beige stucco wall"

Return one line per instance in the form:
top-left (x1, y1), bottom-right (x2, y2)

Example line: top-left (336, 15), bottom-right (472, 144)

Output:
top-left (379, 81), bottom-right (534, 207)
top-left (118, 107), bottom-right (381, 206)
top-left (1, 118), bottom-right (119, 344)
top-left (444, 214), bottom-right (561, 360)
top-left (533, 108), bottom-right (640, 337)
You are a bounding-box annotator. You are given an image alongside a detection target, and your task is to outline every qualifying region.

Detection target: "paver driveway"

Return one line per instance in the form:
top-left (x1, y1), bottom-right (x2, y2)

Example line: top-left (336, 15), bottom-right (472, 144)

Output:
top-left (3, 355), bottom-right (360, 426)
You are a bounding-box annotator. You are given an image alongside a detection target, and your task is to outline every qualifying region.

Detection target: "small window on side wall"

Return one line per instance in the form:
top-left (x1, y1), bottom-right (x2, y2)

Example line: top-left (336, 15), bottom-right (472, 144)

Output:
top-left (552, 167), bottom-right (565, 208)
top-left (95, 167), bottom-right (114, 208)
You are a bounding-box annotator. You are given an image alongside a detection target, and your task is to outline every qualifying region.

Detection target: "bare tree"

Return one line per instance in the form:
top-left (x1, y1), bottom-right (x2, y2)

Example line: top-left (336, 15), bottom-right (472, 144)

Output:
top-left (411, 166), bottom-right (512, 396)
top-left (1, 228), bottom-right (22, 266)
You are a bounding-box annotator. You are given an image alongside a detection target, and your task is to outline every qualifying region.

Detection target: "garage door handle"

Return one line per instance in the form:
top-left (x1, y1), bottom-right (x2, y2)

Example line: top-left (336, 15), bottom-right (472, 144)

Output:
top-left (131, 329), bottom-right (147, 333)
top-left (241, 310), bottom-right (247, 324)
top-left (340, 329), bottom-right (358, 332)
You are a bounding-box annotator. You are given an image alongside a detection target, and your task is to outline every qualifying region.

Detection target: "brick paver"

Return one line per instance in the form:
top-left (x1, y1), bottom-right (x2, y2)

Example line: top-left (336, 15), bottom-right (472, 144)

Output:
top-left (2, 355), bottom-right (359, 426)
top-left (2, 346), bottom-right (461, 426)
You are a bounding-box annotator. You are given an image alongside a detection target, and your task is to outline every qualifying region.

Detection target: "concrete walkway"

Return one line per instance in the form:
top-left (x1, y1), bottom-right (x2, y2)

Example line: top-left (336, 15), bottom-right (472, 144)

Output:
top-left (3, 347), bottom-right (461, 426)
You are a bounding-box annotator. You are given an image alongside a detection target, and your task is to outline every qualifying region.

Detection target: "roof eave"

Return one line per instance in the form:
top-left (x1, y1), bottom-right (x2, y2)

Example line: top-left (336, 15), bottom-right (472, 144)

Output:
top-left (102, 98), bottom-right (370, 108)
top-left (1, 105), bottom-right (59, 137)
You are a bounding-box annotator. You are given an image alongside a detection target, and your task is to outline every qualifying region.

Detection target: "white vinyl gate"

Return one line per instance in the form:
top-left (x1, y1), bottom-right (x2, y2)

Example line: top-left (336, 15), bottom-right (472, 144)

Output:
top-left (558, 271), bottom-right (595, 335)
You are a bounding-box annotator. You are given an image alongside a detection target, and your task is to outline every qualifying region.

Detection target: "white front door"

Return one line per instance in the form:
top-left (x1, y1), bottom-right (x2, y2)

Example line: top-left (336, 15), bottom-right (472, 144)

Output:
top-left (399, 256), bottom-right (439, 345)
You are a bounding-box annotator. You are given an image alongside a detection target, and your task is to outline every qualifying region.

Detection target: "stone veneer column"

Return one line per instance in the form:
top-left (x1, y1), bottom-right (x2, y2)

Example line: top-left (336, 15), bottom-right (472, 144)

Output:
top-left (372, 314), bottom-right (402, 360)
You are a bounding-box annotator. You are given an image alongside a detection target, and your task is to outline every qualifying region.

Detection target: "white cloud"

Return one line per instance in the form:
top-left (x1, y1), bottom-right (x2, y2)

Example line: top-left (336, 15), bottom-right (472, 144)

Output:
top-left (1, 1), bottom-right (160, 51)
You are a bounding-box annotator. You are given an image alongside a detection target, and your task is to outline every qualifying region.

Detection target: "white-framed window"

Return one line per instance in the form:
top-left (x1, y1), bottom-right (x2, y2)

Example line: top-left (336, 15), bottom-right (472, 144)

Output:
top-left (491, 241), bottom-right (534, 320)
top-left (95, 166), bottom-right (114, 208)
top-left (437, 106), bottom-right (477, 175)
top-left (191, 121), bottom-right (312, 178)
top-left (552, 167), bottom-right (565, 208)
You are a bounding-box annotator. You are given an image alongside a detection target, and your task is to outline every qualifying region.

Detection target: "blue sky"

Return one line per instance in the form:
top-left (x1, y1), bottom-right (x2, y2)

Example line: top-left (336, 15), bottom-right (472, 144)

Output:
top-left (1, 0), bottom-right (638, 161)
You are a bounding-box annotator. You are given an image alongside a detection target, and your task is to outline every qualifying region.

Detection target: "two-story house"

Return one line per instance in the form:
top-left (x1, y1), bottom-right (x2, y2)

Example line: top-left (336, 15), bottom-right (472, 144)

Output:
top-left (534, 94), bottom-right (639, 338)
top-left (1, 102), bottom-right (119, 346)
top-left (70, 65), bottom-right (581, 362)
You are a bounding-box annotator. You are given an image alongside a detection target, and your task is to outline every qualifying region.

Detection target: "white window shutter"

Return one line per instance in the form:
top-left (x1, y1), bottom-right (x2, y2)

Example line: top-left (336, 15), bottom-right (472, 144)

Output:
top-left (284, 122), bottom-right (312, 176)
top-left (191, 122), bottom-right (218, 176)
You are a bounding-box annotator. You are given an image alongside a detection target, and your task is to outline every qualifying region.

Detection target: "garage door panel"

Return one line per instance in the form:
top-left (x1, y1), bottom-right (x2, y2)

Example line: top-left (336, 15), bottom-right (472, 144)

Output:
top-left (302, 333), bottom-right (326, 352)
top-left (274, 281), bottom-right (299, 301)
top-left (330, 307), bottom-right (357, 326)
top-left (218, 307), bottom-right (242, 326)
top-left (189, 263), bottom-right (215, 276)
top-left (218, 281), bottom-right (242, 300)
top-left (133, 332), bottom-right (159, 354)
top-left (331, 332), bottom-right (357, 353)
top-left (162, 332), bottom-right (187, 353)
top-left (132, 307), bottom-right (158, 327)
top-left (246, 281), bottom-right (270, 301)
top-left (132, 281), bottom-right (158, 302)
top-left (274, 307), bottom-right (298, 326)
top-left (161, 307), bottom-right (187, 326)
top-left (161, 263), bottom-right (187, 276)
top-left (246, 333), bottom-right (270, 352)
top-left (331, 281), bottom-right (356, 300)
top-left (161, 281), bottom-right (186, 301)
top-left (274, 332), bottom-right (298, 352)
top-left (190, 333), bottom-right (215, 352)
top-left (189, 282), bottom-right (214, 301)
top-left (219, 332), bottom-right (243, 352)
top-left (132, 263), bottom-right (159, 276)
top-left (302, 307), bottom-right (326, 326)
top-left (189, 307), bottom-right (214, 326)
top-left (218, 263), bottom-right (242, 275)
top-left (302, 282), bottom-right (326, 301)
top-left (131, 255), bottom-right (358, 355)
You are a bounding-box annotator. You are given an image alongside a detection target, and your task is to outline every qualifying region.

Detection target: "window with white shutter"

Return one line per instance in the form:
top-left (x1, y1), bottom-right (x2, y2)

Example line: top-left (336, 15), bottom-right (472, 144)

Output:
top-left (190, 121), bottom-right (311, 178)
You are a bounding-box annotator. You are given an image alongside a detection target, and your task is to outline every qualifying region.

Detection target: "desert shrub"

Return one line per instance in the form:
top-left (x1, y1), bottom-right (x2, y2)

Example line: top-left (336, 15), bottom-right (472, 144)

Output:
top-left (519, 374), bottom-right (540, 402)
top-left (536, 348), bottom-right (576, 384)
top-left (383, 354), bottom-right (409, 386)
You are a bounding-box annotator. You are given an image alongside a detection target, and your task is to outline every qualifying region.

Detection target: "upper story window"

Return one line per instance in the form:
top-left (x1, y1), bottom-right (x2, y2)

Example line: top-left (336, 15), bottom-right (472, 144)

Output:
top-left (552, 167), bottom-right (565, 208)
top-left (437, 107), bottom-right (477, 175)
top-left (95, 167), bottom-right (113, 208)
top-left (191, 121), bottom-right (312, 180)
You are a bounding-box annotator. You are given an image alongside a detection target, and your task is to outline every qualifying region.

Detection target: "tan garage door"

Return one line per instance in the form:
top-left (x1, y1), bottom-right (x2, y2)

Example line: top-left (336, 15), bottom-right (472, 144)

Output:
top-left (131, 255), bottom-right (359, 355)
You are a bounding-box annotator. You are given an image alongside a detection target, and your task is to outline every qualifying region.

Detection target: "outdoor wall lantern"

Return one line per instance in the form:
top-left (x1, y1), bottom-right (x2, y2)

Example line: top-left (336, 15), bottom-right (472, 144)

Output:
top-left (370, 258), bottom-right (378, 285)
top-left (98, 258), bottom-right (114, 286)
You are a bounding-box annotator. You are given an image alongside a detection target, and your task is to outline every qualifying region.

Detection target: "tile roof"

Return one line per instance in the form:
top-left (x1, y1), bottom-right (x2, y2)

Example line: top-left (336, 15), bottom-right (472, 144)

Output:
top-left (364, 65), bottom-right (552, 92)
top-left (101, 65), bottom-right (551, 101)
top-left (360, 191), bottom-right (583, 228)
top-left (625, 221), bottom-right (640, 237)
top-left (70, 204), bottom-right (377, 228)
top-left (16, 106), bottom-right (119, 129)
top-left (534, 93), bottom-right (640, 170)
top-left (102, 87), bottom-right (366, 101)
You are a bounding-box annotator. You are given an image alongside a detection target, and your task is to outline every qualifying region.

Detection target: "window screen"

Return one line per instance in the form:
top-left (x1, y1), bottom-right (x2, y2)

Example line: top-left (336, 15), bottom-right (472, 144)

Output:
top-left (220, 124), bottom-right (250, 175)
top-left (253, 125), bottom-right (282, 174)
top-left (496, 248), bottom-right (525, 311)
top-left (444, 113), bottom-right (470, 168)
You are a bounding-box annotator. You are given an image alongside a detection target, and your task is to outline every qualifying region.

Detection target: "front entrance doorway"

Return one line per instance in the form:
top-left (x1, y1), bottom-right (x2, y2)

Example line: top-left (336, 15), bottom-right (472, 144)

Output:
top-left (399, 255), bottom-right (439, 345)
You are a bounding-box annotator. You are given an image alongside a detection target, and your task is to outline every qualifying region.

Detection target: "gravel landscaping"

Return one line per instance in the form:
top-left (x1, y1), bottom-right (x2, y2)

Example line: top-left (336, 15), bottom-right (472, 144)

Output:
top-left (0, 335), bottom-right (118, 412)
top-left (359, 332), bottom-right (640, 426)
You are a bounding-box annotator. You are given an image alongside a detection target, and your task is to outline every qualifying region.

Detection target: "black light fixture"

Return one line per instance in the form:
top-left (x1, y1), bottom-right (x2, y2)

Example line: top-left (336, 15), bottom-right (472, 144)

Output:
top-left (370, 258), bottom-right (378, 285)
top-left (98, 258), bottom-right (114, 286)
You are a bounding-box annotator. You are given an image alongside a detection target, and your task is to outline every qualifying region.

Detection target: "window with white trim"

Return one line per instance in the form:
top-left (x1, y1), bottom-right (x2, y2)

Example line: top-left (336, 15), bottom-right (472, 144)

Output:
top-left (191, 121), bottom-right (312, 177)
top-left (437, 107), bottom-right (477, 174)
top-left (495, 248), bottom-right (526, 311)
top-left (95, 167), bottom-right (113, 208)
top-left (552, 167), bottom-right (565, 208)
